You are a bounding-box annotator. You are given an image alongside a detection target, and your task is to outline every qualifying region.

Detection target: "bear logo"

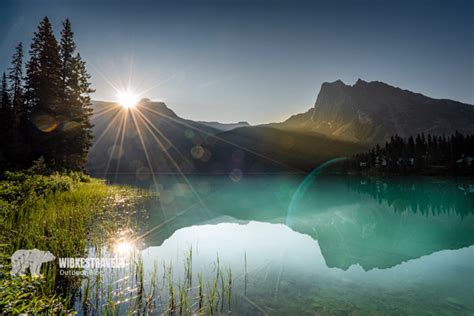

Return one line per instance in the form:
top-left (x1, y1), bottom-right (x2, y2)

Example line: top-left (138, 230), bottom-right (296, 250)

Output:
top-left (10, 248), bottom-right (55, 277)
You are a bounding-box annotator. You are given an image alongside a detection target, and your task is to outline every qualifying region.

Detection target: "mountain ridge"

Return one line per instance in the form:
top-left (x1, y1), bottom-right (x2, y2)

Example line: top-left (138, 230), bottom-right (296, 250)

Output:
top-left (272, 79), bottom-right (474, 144)
top-left (197, 120), bottom-right (251, 131)
top-left (87, 99), bottom-right (365, 177)
top-left (87, 80), bottom-right (473, 178)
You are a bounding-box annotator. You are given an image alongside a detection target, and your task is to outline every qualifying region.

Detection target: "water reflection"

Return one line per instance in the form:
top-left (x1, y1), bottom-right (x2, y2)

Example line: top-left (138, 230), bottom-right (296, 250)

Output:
top-left (136, 175), bottom-right (474, 271)
top-left (346, 177), bottom-right (474, 217)
top-left (141, 221), bottom-right (474, 314)
top-left (104, 175), bottom-right (474, 314)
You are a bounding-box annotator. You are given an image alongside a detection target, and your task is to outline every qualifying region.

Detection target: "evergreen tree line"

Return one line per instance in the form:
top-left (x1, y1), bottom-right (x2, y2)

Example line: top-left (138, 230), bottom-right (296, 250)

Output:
top-left (346, 132), bottom-right (474, 175)
top-left (0, 17), bottom-right (94, 172)
top-left (346, 177), bottom-right (473, 217)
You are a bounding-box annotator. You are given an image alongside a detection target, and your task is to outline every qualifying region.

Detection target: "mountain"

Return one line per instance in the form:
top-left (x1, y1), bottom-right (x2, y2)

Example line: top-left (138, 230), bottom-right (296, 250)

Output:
top-left (197, 120), bottom-right (250, 131)
top-left (86, 99), bottom-right (365, 178)
top-left (86, 100), bottom-right (219, 177)
top-left (273, 79), bottom-right (474, 144)
top-left (198, 126), bottom-right (364, 174)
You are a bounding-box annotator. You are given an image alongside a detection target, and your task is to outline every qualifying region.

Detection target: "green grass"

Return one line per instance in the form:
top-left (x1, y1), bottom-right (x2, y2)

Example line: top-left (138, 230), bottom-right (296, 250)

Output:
top-left (0, 168), bottom-right (148, 314)
top-left (0, 167), bottom-right (237, 315)
top-left (81, 250), bottom-right (234, 315)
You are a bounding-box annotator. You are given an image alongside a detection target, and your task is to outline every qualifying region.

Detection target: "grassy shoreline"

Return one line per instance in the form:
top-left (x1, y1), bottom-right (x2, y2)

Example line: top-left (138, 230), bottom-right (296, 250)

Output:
top-left (0, 169), bottom-right (148, 314)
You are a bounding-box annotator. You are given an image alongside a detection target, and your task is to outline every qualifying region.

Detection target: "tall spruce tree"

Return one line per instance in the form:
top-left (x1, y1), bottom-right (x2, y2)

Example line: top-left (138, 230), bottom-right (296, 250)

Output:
top-left (0, 73), bottom-right (12, 165)
top-left (26, 16), bottom-right (63, 167)
top-left (59, 19), bottom-right (94, 170)
top-left (2, 17), bottom-right (94, 171)
top-left (8, 42), bottom-right (29, 165)
top-left (9, 43), bottom-right (25, 120)
top-left (73, 54), bottom-right (94, 169)
top-left (60, 19), bottom-right (76, 100)
top-left (0, 72), bottom-right (11, 125)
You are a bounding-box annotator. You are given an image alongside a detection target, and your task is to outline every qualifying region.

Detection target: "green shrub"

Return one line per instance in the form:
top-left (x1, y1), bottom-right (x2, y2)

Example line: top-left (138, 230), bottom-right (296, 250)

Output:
top-left (0, 167), bottom-right (94, 204)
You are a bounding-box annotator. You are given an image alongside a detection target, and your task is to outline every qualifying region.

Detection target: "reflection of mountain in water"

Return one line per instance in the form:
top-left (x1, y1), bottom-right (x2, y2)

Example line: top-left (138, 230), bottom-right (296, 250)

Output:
top-left (291, 177), bottom-right (474, 270)
top-left (295, 203), bottom-right (474, 271)
top-left (140, 221), bottom-right (474, 315)
top-left (135, 176), bottom-right (474, 271)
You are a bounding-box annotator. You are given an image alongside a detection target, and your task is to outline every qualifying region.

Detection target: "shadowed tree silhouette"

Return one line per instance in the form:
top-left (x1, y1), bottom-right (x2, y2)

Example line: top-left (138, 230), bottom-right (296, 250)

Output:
top-left (8, 42), bottom-right (29, 166)
top-left (346, 132), bottom-right (474, 175)
top-left (0, 16), bottom-right (94, 172)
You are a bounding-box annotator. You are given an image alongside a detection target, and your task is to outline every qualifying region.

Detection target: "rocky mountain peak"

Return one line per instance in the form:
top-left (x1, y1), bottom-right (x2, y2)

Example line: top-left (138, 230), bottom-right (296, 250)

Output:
top-left (278, 79), bottom-right (474, 144)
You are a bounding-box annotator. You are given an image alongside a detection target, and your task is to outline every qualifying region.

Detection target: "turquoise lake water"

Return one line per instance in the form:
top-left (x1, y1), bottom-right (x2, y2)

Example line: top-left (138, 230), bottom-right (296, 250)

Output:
top-left (81, 175), bottom-right (474, 315)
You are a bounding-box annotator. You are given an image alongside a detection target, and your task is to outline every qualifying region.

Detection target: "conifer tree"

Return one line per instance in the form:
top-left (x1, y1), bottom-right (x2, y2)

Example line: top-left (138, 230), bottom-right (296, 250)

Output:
top-left (0, 73), bottom-right (11, 124)
top-left (348, 132), bottom-right (474, 175)
top-left (60, 19), bottom-right (76, 100)
top-left (73, 54), bottom-right (94, 169)
top-left (59, 19), bottom-right (95, 170)
top-left (26, 16), bottom-right (63, 167)
top-left (9, 43), bottom-right (25, 120)
top-left (0, 73), bottom-right (12, 164)
top-left (1, 17), bottom-right (95, 171)
top-left (8, 43), bottom-right (28, 164)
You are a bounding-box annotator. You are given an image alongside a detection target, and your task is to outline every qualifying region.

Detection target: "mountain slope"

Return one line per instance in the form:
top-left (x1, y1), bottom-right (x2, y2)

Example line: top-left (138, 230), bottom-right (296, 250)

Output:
top-left (86, 100), bottom-right (365, 178)
top-left (87, 100), bottom-right (219, 177)
top-left (198, 126), bottom-right (365, 174)
top-left (273, 79), bottom-right (474, 144)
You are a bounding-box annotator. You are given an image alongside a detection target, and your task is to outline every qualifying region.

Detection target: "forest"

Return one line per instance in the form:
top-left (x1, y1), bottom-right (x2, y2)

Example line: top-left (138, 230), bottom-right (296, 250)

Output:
top-left (345, 132), bottom-right (474, 175)
top-left (0, 17), bottom-right (93, 173)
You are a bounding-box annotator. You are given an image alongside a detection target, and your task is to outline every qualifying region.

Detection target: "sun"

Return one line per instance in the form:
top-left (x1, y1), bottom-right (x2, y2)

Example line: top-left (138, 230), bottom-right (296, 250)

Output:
top-left (117, 89), bottom-right (139, 109)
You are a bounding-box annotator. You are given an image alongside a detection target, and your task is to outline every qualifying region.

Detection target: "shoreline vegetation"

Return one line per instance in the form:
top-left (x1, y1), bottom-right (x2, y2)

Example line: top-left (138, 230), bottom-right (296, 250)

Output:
top-left (79, 249), bottom-right (235, 315)
top-left (343, 132), bottom-right (474, 177)
top-left (0, 160), bottom-right (150, 314)
top-left (0, 161), bottom-right (238, 315)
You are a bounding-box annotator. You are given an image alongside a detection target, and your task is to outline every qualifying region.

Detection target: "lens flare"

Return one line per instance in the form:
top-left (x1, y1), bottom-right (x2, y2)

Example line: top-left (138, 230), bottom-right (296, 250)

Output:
top-left (117, 89), bottom-right (139, 109)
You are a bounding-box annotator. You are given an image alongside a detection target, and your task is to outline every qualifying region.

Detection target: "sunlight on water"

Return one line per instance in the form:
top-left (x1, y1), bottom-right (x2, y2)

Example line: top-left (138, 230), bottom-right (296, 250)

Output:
top-left (114, 241), bottom-right (134, 255)
top-left (82, 175), bottom-right (474, 315)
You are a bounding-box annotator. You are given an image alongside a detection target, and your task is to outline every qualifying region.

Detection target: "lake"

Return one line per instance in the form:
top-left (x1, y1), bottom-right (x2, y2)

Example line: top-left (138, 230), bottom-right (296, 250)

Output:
top-left (80, 174), bottom-right (474, 315)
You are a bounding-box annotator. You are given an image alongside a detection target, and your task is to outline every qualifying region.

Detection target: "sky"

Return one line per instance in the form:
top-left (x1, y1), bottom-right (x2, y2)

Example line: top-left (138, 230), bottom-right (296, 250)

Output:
top-left (0, 0), bottom-right (472, 124)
